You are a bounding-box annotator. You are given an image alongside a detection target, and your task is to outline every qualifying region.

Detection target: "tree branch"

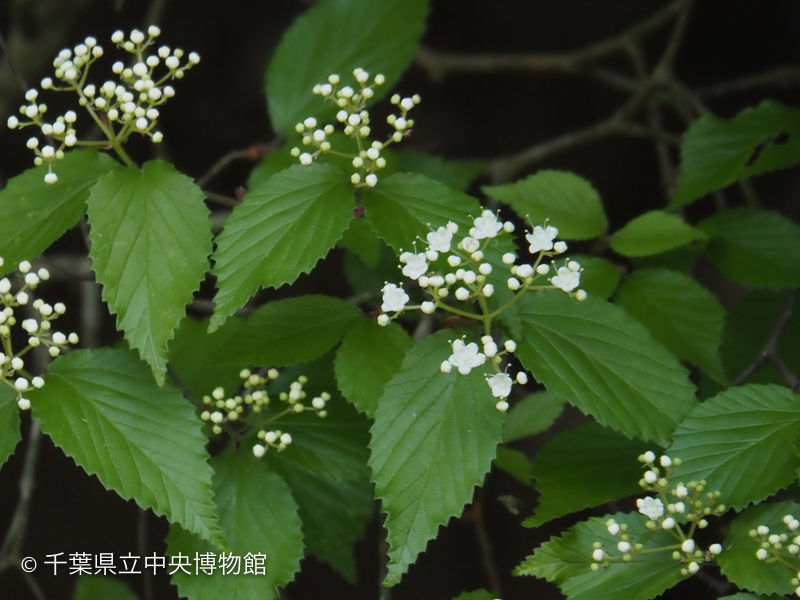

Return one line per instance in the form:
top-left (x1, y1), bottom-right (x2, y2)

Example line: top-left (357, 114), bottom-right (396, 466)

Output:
top-left (697, 67), bottom-right (800, 98)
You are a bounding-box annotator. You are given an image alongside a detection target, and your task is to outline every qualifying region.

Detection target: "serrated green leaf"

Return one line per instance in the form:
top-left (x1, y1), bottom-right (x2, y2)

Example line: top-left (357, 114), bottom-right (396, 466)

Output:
top-left (343, 240), bottom-right (398, 295)
top-left (717, 500), bottom-right (800, 596)
top-left (168, 448), bottom-right (304, 600)
top-left (722, 290), bottom-right (800, 384)
top-left (568, 255), bottom-right (621, 300)
top-left (631, 243), bottom-right (706, 273)
top-left (87, 160), bottom-right (211, 384)
top-left (671, 101), bottom-right (800, 209)
top-left (515, 511), bottom-right (685, 600)
top-left (495, 447), bottom-right (531, 484)
top-left (516, 292), bottom-right (697, 446)
top-left (72, 575), bottom-right (138, 600)
top-left (224, 295), bottom-right (361, 368)
top-left (29, 348), bottom-right (222, 546)
top-left (698, 207), bottom-right (800, 288)
top-left (246, 152), bottom-right (296, 189)
top-left (484, 170), bottom-right (607, 240)
top-left (610, 211), bottom-right (706, 258)
top-left (0, 149), bottom-right (119, 270)
top-left (0, 386), bottom-right (21, 469)
top-left (369, 330), bottom-right (504, 587)
top-left (614, 269), bottom-right (726, 382)
top-left (334, 319), bottom-right (413, 416)
top-left (524, 423), bottom-right (655, 527)
top-left (502, 390), bottom-right (565, 443)
top-left (394, 150), bottom-right (485, 192)
top-left (452, 589), bottom-right (496, 600)
top-left (362, 172), bottom-right (482, 253)
top-left (167, 315), bottom-right (247, 400)
top-left (667, 384), bottom-right (800, 510)
top-left (339, 217), bottom-right (382, 267)
top-left (266, 0), bottom-right (428, 134)
top-left (210, 164), bottom-right (354, 331)
top-left (269, 457), bottom-right (373, 582)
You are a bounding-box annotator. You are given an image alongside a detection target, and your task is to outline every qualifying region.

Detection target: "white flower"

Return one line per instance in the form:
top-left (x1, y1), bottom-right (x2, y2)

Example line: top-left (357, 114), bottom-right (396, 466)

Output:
top-left (636, 496), bottom-right (664, 520)
top-left (526, 225), bottom-right (558, 253)
top-left (399, 252), bottom-right (428, 280)
top-left (660, 455), bottom-right (672, 467)
top-left (461, 237), bottom-right (480, 253)
top-left (470, 210), bottom-right (503, 239)
top-left (682, 539), bottom-right (695, 553)
top-left (675, 485), bottom-right (688, 498)
top-left (381, 284), bottom-right (409, 312)
top-left (426, 227), bottom-right (452, 253)
top-left (662, 517), bottom-right (675, 529)
top-left (551, 266), bottom-right (580, 292)
top-left (447, 339), bottom-right (486, 375)
top-left (486, 373), bottom-right (512, 398)
top-left (643, 470), bottom-right (657, 484)
top-left (757, 525), bottom-right (770, 536)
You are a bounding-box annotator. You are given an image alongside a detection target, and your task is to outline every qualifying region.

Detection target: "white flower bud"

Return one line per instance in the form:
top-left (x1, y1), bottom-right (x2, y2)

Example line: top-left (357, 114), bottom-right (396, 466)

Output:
top-left (482, 284), bottom-right (494, 297)
top-left (15, 378), bottom-right (29, 391)
top-left (44, 173), bottom-right (58, 185)
top-left (32, 377), bottom-right (45, 388)
top-left (592, 549), bottom-right (605, 562)
top-left (365, 174), bottom-right (378, 187)
top-left (496, 401), bottom-right (509, 412)
top-left (299, 153), bottom-right (313, 166)
top-left (756, 548), bottom-right (769, 560)
top-left (682, 539), bottom-right (695, 553)
top-left (252, 444), bottom-right (265, 458)
top-left (188, 52), bottom-right (200, 65)
top-left (280, 432), bottom-right (292, 445)
top-left (554, 241), bottom-right (568, 253)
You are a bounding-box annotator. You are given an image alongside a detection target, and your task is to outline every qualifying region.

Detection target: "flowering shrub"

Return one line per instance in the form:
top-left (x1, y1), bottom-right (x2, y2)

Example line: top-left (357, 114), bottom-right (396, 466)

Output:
top-left (1, 2), bottom-right (800, 600)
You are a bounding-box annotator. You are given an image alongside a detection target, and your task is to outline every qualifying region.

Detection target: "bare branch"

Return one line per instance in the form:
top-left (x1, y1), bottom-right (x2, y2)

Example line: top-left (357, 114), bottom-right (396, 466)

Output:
top-left (698, 67), bottom-right (800, 98)
top-left (196, 143), bottom-right (273, 189)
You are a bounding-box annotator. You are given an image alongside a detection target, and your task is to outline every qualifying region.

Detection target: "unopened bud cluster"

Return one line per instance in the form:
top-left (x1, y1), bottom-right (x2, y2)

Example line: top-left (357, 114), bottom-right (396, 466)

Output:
top-left (6, 26), bottom-right (199, 184)
top-left (751, 514), bottom-right (800, 596)
top-left (291, 68), bottom-right (419, 188)
top-left (589, 451), bottom-right (724, 577)
top-left (377, 212), bottom-right (586, 410)
top-left (198, 368), bottom-right (330, 458)
top-left (0, 257), bottom-right (79, 410)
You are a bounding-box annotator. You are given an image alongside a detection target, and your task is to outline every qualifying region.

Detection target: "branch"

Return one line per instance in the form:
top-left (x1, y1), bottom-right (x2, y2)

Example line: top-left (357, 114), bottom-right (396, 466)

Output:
top-left (732, 290), bottom-right (798, 387)
top-left (697, 67), bottom-right (800, 98)
top-left (195, 143), bottom-right (273, 189)
top-left (415, 0), bottom-right (685, 84)
top-left (469, 490), bottom-right (503, 598)
top-left (0, 30), bottom-right (28, 92)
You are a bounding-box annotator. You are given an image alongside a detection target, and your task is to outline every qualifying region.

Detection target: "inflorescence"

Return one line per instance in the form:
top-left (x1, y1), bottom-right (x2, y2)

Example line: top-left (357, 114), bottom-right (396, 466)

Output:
top-left (0, 257), bottom-right (79, 410)
top-left (6, 26), bottom-right (199, 184)
top-left (199, 369), bottom-right (331, 459)
top-left (291, 68), bottom-right (418, 188)
top-left (590, 451), bottom-right (725, 576)
top-left (377, 212), bottom-right (586, 410)
top-left (751, 514), bottom-right (800, 596)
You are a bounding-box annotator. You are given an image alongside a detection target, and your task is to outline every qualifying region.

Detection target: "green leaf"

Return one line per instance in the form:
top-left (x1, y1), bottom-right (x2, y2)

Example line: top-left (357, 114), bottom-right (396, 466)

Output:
top-left (167, 315), bottom-right (248, 400)
top-left (269, 457), bottom-right (374, 582)
top-left (266, 0), bottom-right (428, 134)
top-left (631, 243), bottom-right (706, 274)
top-left (717, 500), bottom-right (800, 596)
top-left (87, 160), bottom-right (212, 384)
top-left (614, 269), bottom-right (726, 381)
top-left (224, 295), bottom-right (361, 368)
top-left (394, 150), bottom-right (485, 192)
top-left (524, 422), bottom-right (654, 527)
top-left (484, 170), bottom-right (607, 240)
top-left (452, 589), bottom-right (496, 600)
top-left (0, 149), bottom-right (118, 270)
top-left (168, 448), bottom-right (304, 600)
top-left (515, 511), bottom-right (686, 600)
top-left (339, 217), bottom-right (382, 267)
top-left (610, 211), bottom-right (706, 258)
top-left (210, 164), bottom-right (354, 331)
top-left (362, 172), bottom-right (482, 253)
top-left (0, 386), bottom-right (21, 469)
top-left (495, 447), bottom-right (531, 484)
top-left (667, 384), bottom-right (800, 510)
top-left (72, 575), bottom-right (138, 600)
top-left (334, 319), bottom-right (413, 416)
top-left (721, 290), bottom-right (800, 384)
top-left (502, 390), bottom-right (565, 443)
top-left (29, 348), bottom-right (222, 546)
top-left (369, 330), bottom-right (504, 587)
top-left (698, 207), bottom-right (800, 288)
top-left (247, 151), bottom-right (296, 189)
top-left (671, 100), bottom-right (800, 209)
top-left (516, 292), bottom-right (697, 446)
top-left (568, 255), bottom-right (621, 300)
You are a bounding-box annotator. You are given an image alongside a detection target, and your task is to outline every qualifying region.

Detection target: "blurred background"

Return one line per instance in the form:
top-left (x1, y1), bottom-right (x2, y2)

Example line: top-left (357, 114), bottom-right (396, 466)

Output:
top-left (1, 0), bottom-right (799, 598)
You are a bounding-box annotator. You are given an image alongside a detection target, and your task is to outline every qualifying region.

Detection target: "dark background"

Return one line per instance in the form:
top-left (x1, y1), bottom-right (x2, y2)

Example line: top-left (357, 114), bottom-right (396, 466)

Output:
top-left (1, 1), bottom-right (799, 599)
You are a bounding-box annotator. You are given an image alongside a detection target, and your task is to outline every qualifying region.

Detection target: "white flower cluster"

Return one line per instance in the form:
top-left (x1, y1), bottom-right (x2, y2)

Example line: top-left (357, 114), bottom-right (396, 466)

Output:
top-left (6, 26), bottom-right (199, 184)
top-left (751, 515), bottom-right (800, 596)
top-left (589, 451), bottom-right (724, 576)
top-left (376, 212), bottom-right (586, 410)
top-left (291, 68), bottom-right (419, 188)
top-left (198, 369), bottom-right (329, 458)
top-left (0, 257), bottom-right (79, 410)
